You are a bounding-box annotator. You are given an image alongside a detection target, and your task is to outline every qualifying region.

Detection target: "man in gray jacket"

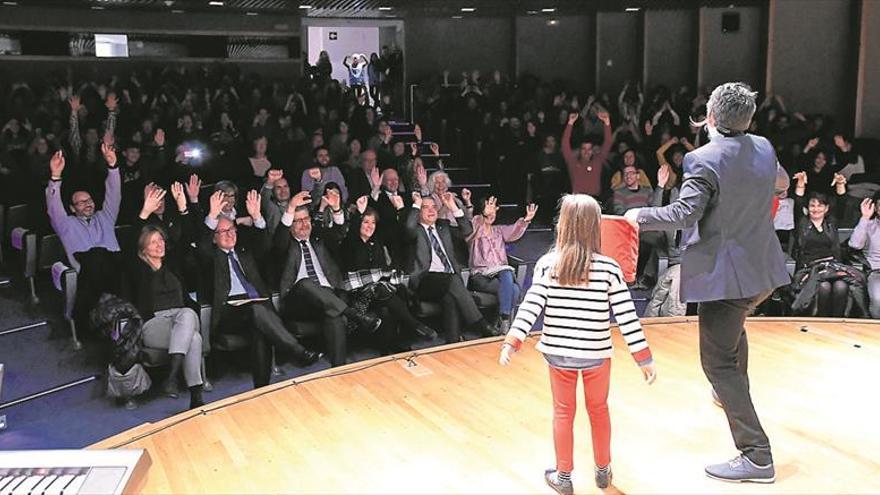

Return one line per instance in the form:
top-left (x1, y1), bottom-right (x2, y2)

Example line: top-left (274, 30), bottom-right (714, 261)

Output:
top-left (625, 82), bottom-right (790, 484)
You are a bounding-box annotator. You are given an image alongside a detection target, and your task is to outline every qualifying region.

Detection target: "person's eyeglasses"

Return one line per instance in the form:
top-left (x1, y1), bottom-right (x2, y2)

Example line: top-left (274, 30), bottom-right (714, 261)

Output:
top-left (221, 193), bottom-right (236, 199)
top-left (216, 226), bottom-right (237, 236)
top-left (72, 198), bottom-right (94, 207)
top-left (624, 171), bottom-right (639, 177)
top-left (292, 217), bottom-right (311, 225)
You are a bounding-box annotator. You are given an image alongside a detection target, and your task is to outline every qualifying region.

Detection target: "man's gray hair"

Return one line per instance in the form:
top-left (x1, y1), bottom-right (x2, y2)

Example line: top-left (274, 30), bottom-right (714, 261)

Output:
top-left (703, 82), bottom-right (758, 133)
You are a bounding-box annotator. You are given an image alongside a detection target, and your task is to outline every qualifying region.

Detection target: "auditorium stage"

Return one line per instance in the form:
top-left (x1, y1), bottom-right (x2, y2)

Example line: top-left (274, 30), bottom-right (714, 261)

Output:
top-left (92, 317), bottom-right (880, 494)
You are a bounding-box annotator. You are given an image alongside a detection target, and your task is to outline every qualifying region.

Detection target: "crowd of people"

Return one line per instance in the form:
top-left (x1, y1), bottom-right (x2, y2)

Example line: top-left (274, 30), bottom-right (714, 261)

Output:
top-left (1, 61), bottom-right (879, 408)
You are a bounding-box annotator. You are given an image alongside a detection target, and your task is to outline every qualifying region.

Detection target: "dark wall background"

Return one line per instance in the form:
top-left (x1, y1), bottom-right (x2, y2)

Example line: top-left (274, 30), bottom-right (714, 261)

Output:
top-left (404, 16), bottom-right (513, 84)
top-left (698, 6), bottom-right (764, 91)
top-left (643, 9), bottom-right (697, 90)
top-left (857, 0), bottom-right (880, 138)
top-left (767, 0), bottom-right (855, 128)
top-left (595, 12), bottom-right (641, 95)
top-left (515, 14), bottom-right (594, 91)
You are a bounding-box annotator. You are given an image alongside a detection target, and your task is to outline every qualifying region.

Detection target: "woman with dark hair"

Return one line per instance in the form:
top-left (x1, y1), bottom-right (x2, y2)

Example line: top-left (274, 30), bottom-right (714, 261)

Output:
top-left (368, 52), bottom-right (384, 105)
top-left (798, 138), bottom-right (840, 196)
top-left (849, 191), bottom-right (880, 318)
top-left (342, 197), bottom-right (436, 353)
top-left (127, 185), bottom-right (205, 409)
top-left (790, 171), bottom-right (860, 316)
top-left (316, 50), bottom-right (332, 82)
top-left (244, 135), bottom-right (272, 190)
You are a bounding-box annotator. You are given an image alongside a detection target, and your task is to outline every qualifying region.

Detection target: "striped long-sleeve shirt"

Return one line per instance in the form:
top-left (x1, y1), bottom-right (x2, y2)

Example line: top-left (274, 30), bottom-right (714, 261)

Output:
top-left (504, 252), bottom-right (652, 364)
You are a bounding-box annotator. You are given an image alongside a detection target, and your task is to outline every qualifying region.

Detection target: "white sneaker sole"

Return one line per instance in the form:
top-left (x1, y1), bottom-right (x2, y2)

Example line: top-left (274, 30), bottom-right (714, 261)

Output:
top-left (705, 472), bottom-right (776, 484)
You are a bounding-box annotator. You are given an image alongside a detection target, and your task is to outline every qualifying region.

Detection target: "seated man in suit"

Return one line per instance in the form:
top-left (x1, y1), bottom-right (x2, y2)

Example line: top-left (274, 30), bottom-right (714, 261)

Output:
top-left (277, 187), bottom-right (381, 367)
top-left (406, 192), bottom-right (500, 343)
top-left (200, 189), bottom-right (321, 389)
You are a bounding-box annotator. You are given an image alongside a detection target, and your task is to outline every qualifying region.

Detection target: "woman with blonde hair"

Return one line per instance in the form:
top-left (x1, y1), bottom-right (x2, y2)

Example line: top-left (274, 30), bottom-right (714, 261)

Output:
top-left (126, 184), bottom-right (205, 409)
top-left (500, 194), bottom-right (656, 494)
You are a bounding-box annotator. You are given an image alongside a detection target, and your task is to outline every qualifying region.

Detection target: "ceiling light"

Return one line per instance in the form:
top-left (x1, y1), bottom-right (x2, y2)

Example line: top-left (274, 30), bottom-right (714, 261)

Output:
top-left (171, 8), bottom-right (184, 13)
top-left (625, 7), bottom-right (640, 11)
top-left (451, 15), bottom-right (463, 18)
top-left (91, 5), bottom-right (105, 9)
top-left (246, 11), bottom-right (258, 15)
top-left (1, 0), bottom-right (18, 5)
top-left (547, 19), bottom-right (558, 26)
top-left (299, 4), bottom-right (312, 8)
top-left (208, 1), bottom-right (224, 5)
top-left (526, 10), bottom-right (538, 14)
top-left (378, 6), bottom-right (392, 10)
top-left (460, 7), bottom-right (475, 12)
top-left (541, 8), bottom-right (556, 13)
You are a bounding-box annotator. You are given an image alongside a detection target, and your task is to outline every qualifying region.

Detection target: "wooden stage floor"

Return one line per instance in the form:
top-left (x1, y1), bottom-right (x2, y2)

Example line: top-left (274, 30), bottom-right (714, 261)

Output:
top-left (93, 317), bottom-right (880, 494)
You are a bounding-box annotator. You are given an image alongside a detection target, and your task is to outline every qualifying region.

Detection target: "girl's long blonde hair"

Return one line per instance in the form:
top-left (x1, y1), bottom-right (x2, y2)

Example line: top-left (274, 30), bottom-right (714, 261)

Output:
top-left (551, 194), bottom-right (602, 286)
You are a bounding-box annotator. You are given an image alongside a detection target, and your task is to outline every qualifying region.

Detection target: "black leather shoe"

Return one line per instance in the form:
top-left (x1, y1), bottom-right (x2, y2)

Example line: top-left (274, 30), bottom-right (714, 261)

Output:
top-left (300, 350), bottom-right (323, 366)
top-left (357, 315), bottom-right (382, 334)
top-left (413, 324), bottom-right (438, 339)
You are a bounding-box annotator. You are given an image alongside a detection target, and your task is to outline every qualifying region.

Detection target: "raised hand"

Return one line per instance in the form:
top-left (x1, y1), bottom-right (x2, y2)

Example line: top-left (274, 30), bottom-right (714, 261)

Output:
top-left (410, 142), bottom-right (419, 157)
top-left (307, 167), bottom-right (322, 181)
top-left (141, 185), bottom-right (166, 217)
top-left (101, 141), bottom-right (117, 168)
top-left (832, 173), bottom-right (847, 189)
top-left (567, 112), bottom-right (578, 126)
top-left (186, 174), bottom-right (202, 203)
top-left (49, 150), bottom-right (65, 179)
top-left (324, 188), bottom-right (341, 211)
top-left (390, 193), bottom-right (405, 211)
top-left (356, 195), bottom-right (369, 214)
top-left (461, 188), bottom-right (472, 206)
top-left (860, 198), bottom-right (875, 220)
top-left (369, 166), bottom-right (381, 190)
top-left (154, 129), bottom-right (166, 147)
top-left (208, 190), bottom-right (225, 218)
top-left (596, 111), bottom-right (611, 127)
top-left (805, 137), bottom-right (820, 152)
top-left (441, 191), bottom-right (458, 211)
top-left (524, 203), bottom-right (538, 222)
top-left (429, 142), bottom-right (440, 156)
top-left (658, 164), bottom-right (671, 189)
top-left (793, 171), bottom-right (808, 187)
top-left (267, 169), bottom-right (283, 187)
top-left (415, 160), bottom-right (428, 187)
top-left (245, 190), bottom-right (262, 221)
top-left (105, 93), bottom-right (118, 112)
top-left (484, 195), bottom-right (498, 216)
top-left (412, 192), bottom-right (422, 208)
top-left (170, 182), bottom-right (187, 212)
top-left (288, 190), bottom-right (312, 213)
top-left (68, 95), bottom-right (81, 114)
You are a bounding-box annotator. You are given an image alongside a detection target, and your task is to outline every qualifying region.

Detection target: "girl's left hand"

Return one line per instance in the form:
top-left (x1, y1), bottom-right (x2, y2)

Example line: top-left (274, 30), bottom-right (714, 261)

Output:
top-left (640, 363), bottom-right (657, 384)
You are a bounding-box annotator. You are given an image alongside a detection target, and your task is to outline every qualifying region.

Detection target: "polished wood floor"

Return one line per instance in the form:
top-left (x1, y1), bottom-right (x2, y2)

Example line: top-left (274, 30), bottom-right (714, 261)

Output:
top-left (93, 317), bottom-right (880, 494)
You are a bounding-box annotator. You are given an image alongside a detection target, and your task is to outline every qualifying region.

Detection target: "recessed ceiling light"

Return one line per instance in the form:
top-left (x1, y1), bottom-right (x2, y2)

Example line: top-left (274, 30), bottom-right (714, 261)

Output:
top-left (547, 19), bottom-right (558, 26)
top-left (208, 1), bottom-right (225, 5)
top-left (378, 6), bottom-right (392, 10)
top-left (451, 15), bottom-right (463, 18)
top-left (625, 7), bottom-right (640, 11)
top-left (91, 5), bottom-right (105, 9)
top-left (460, 7), bottom-right (475, 12)
top-left (1, 0), bottom-right (18, 5)
top-left (246, 11), bottom-right (258, 15)
top-left (541, 8), bottom-right (556, 13)
top-left (526, 10), bottom-right (538, 14)
top-left (299, 4), bottom-right (312, 8)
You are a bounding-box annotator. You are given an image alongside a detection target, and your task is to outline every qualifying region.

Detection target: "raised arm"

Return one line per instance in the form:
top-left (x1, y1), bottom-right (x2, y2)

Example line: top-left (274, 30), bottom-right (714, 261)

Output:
top-left (635, 154), bottom-right (717, 232)
top-left (46, 151), bottom-right (71, 234)
top-left (101, 142), bottom-right (122, 223)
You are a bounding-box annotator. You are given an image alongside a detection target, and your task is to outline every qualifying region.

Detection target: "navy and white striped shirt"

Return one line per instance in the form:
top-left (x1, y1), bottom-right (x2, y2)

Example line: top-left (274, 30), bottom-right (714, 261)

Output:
top-left (507, 252), bottom-right (650, 361)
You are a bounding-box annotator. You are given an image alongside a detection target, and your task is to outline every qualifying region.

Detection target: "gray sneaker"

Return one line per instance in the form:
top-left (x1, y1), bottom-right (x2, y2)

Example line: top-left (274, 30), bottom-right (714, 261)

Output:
top-left (705, 455), bottom-right (775, 483)
top-left (499, 318), bottom-right (511, 335)
top-left (543, 469), bottom-right (573, 495)
top-left (594, 465), bottom-right (612, 489)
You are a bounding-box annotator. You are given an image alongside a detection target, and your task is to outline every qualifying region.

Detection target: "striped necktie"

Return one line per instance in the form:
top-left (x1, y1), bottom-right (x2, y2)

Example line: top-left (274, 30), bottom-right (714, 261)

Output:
top-left (428, 226), bottom-right (454, 273)
top-left (299, 240), bottom-right (321, 284)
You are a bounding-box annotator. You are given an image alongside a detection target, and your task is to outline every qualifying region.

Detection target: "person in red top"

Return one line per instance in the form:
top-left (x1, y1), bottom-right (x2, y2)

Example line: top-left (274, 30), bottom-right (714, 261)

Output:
top-left (561, 111), bottom-right (613, 197)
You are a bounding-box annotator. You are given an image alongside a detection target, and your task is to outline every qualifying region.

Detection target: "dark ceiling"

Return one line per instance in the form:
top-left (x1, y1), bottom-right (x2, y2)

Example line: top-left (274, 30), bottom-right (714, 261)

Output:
top-left (1, 0), bottom-right (766, 17)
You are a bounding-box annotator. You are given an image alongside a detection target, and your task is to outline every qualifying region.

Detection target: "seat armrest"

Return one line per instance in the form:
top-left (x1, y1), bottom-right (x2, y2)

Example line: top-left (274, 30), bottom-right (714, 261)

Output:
top-left (59, 265), bottom-right (78, 320)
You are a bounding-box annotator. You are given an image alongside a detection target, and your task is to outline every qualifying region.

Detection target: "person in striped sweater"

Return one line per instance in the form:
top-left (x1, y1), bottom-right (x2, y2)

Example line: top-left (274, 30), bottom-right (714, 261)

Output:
top-left (499, 194), bottom-right (657, 495)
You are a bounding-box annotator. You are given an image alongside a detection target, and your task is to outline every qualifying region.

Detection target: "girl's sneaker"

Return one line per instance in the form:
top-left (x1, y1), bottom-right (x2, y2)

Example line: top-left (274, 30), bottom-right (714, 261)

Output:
top-left (544, 469), bottom-right (573, 495)
top-left (595, 465), bottom-right (613, 489)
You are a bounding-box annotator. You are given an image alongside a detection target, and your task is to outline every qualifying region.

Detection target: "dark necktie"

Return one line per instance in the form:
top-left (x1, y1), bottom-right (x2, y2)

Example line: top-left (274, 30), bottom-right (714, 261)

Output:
top-left (300, 240), bottom-right (321, 284)
top-left (427, 226), bottom-right (453, 273)
top-left (227, 251), bottom-right (259, 299)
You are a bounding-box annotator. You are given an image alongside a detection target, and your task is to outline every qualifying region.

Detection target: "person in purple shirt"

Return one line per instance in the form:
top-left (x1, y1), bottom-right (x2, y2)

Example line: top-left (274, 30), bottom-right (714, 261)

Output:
top-left (466, 196), bottom-right (536, 333)
top-left (45, 143), bottom-right (122, 333)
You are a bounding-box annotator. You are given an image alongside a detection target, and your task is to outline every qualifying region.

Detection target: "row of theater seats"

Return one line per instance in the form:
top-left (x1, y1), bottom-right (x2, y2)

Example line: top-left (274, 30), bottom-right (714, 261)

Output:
top-left (1, 201), bottom-right (529, 373)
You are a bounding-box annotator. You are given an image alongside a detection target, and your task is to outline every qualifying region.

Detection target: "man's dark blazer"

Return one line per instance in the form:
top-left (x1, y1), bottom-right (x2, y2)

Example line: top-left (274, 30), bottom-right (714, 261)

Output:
top-left (275, 220), bottom-right (347, 298)
top-left (404, 206), bottom-right (473, 290)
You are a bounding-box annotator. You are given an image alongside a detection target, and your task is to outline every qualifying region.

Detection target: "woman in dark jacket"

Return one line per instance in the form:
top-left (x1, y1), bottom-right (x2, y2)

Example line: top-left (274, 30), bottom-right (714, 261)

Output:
top-left (341, 200), bottom-right (436, 353)
top-left (790, 171), bottom-right (852, 316)
top-left (127, 184), bottom-right (205, 408)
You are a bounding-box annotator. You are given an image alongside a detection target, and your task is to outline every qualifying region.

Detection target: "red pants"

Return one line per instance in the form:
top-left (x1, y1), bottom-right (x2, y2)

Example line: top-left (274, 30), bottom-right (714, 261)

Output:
top-left (548, 360), bottom-right (612, 472)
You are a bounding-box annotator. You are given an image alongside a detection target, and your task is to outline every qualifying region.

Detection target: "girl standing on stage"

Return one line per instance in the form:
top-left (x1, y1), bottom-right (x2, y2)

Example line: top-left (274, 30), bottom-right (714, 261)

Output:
top-left (499, 194), bottom-right (656, 494)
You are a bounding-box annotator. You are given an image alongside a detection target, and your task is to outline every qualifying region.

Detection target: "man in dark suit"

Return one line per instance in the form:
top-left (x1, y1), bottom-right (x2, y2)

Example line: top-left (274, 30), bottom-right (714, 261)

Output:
top-left (370, 168), bottom-right (410, 267)
top-left (200, 189), bottom-right (321, 389)
top-left (627, 82), bottom-right (790, 484)
top-left (277, 188), bottom-right (381, 367)
top-left (406, 192), bottom-right (499, 343)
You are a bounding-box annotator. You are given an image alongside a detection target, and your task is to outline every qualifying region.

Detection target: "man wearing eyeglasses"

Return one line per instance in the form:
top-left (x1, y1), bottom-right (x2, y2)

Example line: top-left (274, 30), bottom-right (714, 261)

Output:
top-left (612, 163), bottom-right (663, 289)
top-left (277, 188), bottom-right (381, 367)
top-left (201, 189), bottom-right (322, 389)
top-left (46, 143), bottom-right (123, 333)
